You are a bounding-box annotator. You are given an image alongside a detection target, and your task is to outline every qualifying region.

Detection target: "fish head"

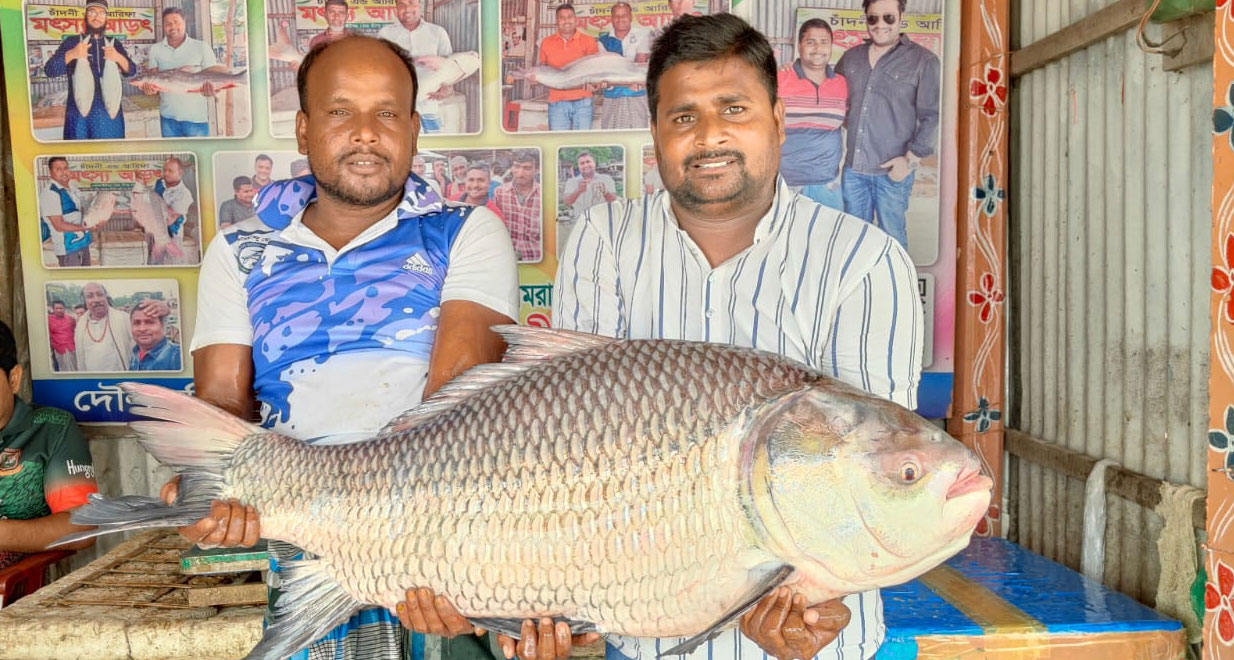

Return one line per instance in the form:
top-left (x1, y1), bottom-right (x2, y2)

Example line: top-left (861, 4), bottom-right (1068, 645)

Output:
top-left (747, 381), bottom-right (991, 593)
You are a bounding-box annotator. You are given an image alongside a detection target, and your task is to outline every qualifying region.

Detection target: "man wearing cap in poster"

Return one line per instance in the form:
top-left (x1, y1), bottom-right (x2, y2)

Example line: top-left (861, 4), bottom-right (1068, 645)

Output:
top-left (141, 7), bottom-right (224, 137)
top-left (43, 0), bottom-right (138, 140)
top-left (378, 0), bottom-right (455, 134)
top-left (309, 0), bottom-right (356, 49)
top-left (597, 2), bottom-right (651, 130)
top-left (530, 3), bottom-right (599, 131)
top-left (778, 18), bottom-right (848, 212)
top-left (835, 0), bottom-right (940, 249)
top-left (38, 157), bottom-right (93, 267)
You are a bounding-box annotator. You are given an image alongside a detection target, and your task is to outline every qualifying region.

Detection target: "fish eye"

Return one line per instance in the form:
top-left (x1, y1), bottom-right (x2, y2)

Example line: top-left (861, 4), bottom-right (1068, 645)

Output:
top-left (899, 462), bottom-right (920, 483)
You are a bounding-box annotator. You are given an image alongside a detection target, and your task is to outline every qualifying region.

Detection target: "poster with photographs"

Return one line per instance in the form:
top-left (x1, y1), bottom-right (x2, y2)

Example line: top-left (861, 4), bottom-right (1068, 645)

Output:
top-left (556, 145), bottom-right (624, 259)
top-left (501, 0), bottom-right (729, 133)
top-left (34, 153), bottom-right (202, 268)
top-left (419, 147), bottom-right (544, 263)
top-left (639, 143), bottom-right (661, 195)
top-left (265, 0), bottom-right (481, 137)
top-left (24, 0), bottom-right (251, 141)
top-left (212, 150), bottom-right (310, 228)
top-left (43, 279), bottom-right (184, 374)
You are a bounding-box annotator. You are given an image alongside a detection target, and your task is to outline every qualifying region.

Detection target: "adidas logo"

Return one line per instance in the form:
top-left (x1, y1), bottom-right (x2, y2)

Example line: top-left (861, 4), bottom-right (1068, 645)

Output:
top-left (402, 253), bottom-right (434, 275)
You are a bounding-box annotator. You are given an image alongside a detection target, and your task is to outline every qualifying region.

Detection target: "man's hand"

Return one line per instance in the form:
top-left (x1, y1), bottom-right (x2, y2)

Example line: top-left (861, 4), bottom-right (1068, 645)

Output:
top-left (880, 152), bottom-right (919, 183)
top-left (200, 81), bottom-right (216, 97)
top-left (160, 475), bottom-right (260, 548)
top-left (102, 44), bottom-right (125, 64)
top-left (141, 82), bottom-right (162, 95)
top-left (68, 38), bottom-right (91, 63)
top-left (739, 588), bottom-right (851, 660)
top-left (427, 83), bottom-right (453, 101)
top-left (495, 619), bottom-right (601, 660)
top-left (134, 298), bottom-right (171, 319)
top-left (526, 72), bottom-right (539, 85)
top-left (394, 587), bottom-right (477, 637)
top-left (415, 55), bottom-right (445, 71)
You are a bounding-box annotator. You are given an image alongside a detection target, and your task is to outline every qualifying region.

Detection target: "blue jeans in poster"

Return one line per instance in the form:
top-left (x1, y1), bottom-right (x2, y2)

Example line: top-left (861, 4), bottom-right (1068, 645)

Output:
top-left (548, 97), bottom-right (593, 130)
top-left (797, 178), bottom-right (845, 213)
top-left (842, 167), bottom-right (915, 249)
top-left (160, 117), bottom-right (210, 137)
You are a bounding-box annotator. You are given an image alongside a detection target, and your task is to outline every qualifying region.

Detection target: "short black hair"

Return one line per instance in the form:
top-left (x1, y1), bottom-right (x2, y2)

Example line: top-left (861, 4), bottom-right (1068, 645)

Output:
top-left (798, 18), bottom-right (833, 43)
top-left (0, 320), bottom-right (16, 377)
top-left (255, 153), bottom-right (273, 165)
top-left (556, 3), bottom-right (575, 17)
top-left (575, 150), bottom-right (594, 163)
top-left (233, 175), bottom-right (253, 190)
top-left (161, 7), bottom-right (184, 19)
top-left (324, 0), bottom-right (348, 9)
top-left (74, 303), bottom-right (85, 310)
top-left (48, 156), bottom-right (68, 170)
top-left (297, 35), bottom-right (418, 115)
top-left (862, 0), bottom-right (908, 13)
top-left (52, 299), bottom-right (66, 307)
top-left (130, 303), bottom-right (166, 324)
top-left (512, 149), bottom-right (538, 166)
top-left (647, 13), bottom-right (777, 121)
top-left (466, 162), bottom-right (489, 175)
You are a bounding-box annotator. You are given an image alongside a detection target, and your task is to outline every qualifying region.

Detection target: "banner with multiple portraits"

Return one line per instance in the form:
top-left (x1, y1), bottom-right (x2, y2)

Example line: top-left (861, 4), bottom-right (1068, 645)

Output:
top-left (1, 0), bottom-right (957, 421)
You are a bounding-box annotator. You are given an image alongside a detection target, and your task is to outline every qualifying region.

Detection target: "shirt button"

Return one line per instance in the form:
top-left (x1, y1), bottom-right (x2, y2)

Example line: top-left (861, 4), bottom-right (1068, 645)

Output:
top-left (707, 273), bottom-right (715, 282)
top-left (705, 309), bottom-right (714, 318)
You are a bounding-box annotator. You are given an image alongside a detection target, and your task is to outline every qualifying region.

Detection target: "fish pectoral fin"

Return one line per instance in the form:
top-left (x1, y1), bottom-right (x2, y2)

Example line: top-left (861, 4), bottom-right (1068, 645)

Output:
top-left (469, 617), bottom-right (598, 640)
top-left (243, 559), bottom-right (361, 660)
top-left (657, 563), bottom-right (795, 658)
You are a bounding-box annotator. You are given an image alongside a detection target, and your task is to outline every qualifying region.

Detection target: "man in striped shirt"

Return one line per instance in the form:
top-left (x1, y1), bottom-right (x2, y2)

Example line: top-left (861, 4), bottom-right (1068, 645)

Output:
top-left (553, 13), bottom-right (923, 660)
top-left (777, 18), bottom-right (847, 212)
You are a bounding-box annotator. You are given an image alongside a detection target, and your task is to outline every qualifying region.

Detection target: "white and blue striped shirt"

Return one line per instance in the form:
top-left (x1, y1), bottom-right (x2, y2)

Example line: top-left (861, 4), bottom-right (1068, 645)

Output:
top-left (552, 178), bottom-right (923, 660)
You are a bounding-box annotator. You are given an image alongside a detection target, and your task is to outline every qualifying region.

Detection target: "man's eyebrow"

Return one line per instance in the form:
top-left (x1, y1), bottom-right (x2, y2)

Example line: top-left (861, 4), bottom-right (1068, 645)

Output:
top-left (664, 101), bottom-right (698, 115)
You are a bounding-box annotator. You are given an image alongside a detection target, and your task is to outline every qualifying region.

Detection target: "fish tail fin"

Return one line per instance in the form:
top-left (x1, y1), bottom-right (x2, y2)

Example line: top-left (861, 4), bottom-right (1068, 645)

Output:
top-left (166, 241), bottom-right (184, 258)
top-left (49, 383), bottom-right (261, 549)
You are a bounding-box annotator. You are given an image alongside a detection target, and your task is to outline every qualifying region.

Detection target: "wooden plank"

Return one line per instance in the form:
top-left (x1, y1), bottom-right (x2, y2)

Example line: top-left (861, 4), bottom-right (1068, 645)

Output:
top-left (1010, 0), bottom-right (1145, 77)
top-left (185, 583), bottom-right (268, 608)
top-left (1004, 429), bottom-right (1205, 529)
top-left (1163, 11), bottom-right (1215, 71)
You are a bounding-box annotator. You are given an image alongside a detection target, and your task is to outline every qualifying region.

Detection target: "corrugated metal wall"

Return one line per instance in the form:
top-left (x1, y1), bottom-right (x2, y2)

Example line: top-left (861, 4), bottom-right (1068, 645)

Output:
top-left (1007, 1), bottom-right (1212, 604)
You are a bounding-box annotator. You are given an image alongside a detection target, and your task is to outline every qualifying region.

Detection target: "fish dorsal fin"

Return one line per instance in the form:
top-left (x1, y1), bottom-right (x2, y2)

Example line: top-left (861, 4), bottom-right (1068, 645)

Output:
top-left (377, 326), bottom-right (616, 435)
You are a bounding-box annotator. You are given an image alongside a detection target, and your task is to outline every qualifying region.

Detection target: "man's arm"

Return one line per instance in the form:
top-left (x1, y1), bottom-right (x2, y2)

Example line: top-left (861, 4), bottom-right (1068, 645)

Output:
top-left (552, 208), bottom-right (624, 336)
top-left (43, 36), bottom-right (79, 78)
top-left (562, 178), bottom-right (587, 206)
top-left (193, 345), bottom-right (254, 419)
top-left (423, 301), bottom-right (511, 398)
top-left (44, 214), bottom-right (84, 233)
top-left (908, 53), bottom-right (941, 160)
top-left (0, 513), bottom-right (94, 552)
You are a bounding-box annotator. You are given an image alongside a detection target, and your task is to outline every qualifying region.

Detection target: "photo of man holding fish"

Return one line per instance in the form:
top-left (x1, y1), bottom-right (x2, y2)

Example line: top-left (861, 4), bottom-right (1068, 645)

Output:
top-left (39, 0), bottom-right (138, 140)
top-left (500, 0), bottom-right (728, 133)
top-left (34, 154), bottom-right (202, 268)
top-left (265, 0), bottom-right (482, 137)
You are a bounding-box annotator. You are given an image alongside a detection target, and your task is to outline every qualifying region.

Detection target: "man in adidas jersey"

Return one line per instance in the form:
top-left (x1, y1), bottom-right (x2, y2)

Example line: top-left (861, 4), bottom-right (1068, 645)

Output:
top-left (160, 35), bottom-right (520, 660)
top-left (551, 13), bottom-right (923, 660)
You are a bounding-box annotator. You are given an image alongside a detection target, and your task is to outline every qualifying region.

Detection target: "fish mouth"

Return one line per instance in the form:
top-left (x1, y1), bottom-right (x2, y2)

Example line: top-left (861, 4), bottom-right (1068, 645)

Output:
top-left (946, 467), bottom-right (993, 499)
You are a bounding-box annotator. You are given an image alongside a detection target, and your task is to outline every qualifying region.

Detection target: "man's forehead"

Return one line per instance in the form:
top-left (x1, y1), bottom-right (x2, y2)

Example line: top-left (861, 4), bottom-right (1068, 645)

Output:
top-left (802, 27), bottom-right (832, 40)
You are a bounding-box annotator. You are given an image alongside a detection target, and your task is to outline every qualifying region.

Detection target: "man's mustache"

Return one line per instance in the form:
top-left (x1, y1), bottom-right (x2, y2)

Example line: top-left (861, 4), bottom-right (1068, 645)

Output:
top-left (684, 150), bottom-right (746, 168)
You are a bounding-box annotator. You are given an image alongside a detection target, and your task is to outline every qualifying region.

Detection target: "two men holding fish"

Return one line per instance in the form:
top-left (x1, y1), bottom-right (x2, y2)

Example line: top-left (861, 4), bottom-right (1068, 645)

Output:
top-left (42, 0), bottom-right (136, 140)
top-left (95, 13), bottom-right (970, 660)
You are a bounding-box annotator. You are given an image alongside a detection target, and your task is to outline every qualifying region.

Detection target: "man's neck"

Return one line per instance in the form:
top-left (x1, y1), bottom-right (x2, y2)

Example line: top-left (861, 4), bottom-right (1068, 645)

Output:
top-left (670, 184), bottom-right (777, 268)
top-left (513, 180), bottom-right (534, 194)
top-left (870, 38), bottom-right (898, 57)
top-left (613, 27), bottom-right (629, 39)
top-left (581, 172), bottom-right (595, 181)
top-left (168, 36), bottom-right (186, 48)
top-left (800, 62), bottom-right (828, 84)
top-left (401, 19), bottom-right (421, 31)
top-left (89, 310), bottom-right (107, 321)
top-left (558, 30), bottom-right (575, 41)
top-left (464, 193), bottom-right (487, 205)
top-left (302, 187), bottom-right (402, 250)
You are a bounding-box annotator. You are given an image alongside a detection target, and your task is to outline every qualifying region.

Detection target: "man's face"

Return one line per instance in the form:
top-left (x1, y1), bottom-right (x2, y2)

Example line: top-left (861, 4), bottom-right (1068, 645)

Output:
top-left (163, 12), bottom-right (186, 43)
top-left (235, 183), bottom-right (255, 205)
top-left (74, 307), bottom-right (84, 318)
top-left (464, 168), bottom-right (488, 200)
top-left (452, 162), bottom-right (467, 182)
top-left (130, 309), bottom-right (165, 350)
top-left (556, 8), bottom-right (575, 36)
top-left (511, 160), bottom-right (535, 186)
top-left (325, 3), bottom-right (348, 31)
top-left (433, 160), bottom-right (445, 177)
top-left (0, 364), bottom-right (21, 428)
top-left (296, 38), bottom-right (419, 208)
top-left (865, 0), bottom-right (902, 47)
top-left (611, 5), bottom-right (632, 34)
top-left (395, 0), bottom-right (421, 29)
top-left (411, 157), bottom-right (426, 176)
top-left (668, 0), bottom-right (692, 18)
top-left (83, 284), bottom-right (109, 319)
top-left (799, 27), bottom-right (833, 70)
top-left (49, 160), bottom-right (71, 187)
top-left (255, 158), bottom-right (272, 181)
top-left (650, 55), bottom-right (785, 217)
top-left (577, 155), bottom-right (596, 178)
top-left (162, 160), bottom-right (182, 187)
top-left (85, 6), bottom-right (107, 31)
top-left (52, 303), bottom-right (65, 317)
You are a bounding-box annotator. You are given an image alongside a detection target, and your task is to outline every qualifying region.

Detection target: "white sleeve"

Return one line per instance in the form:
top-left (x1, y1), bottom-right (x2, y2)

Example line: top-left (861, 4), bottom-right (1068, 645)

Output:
top-left (824, 240), bottom-right (923, 408)
top-left (167, 188), bottom-right (194, 216)
top-left (200, 40), bottom-right (218, 68)
top-left (39, 188), bottom-right (62, 217)
top-left (437, 26), bottom-right (453, 56)
top-left (190, 232), bottom-right (254, 351)
top-left (552, 204), bottom-right (624, 336)
top-left (440, 206), bottom-right (520, 320)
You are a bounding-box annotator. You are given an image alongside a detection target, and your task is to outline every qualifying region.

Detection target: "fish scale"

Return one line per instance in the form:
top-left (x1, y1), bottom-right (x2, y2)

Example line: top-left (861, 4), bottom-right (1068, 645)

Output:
top-left (63, 328), bottom-right (992, 660)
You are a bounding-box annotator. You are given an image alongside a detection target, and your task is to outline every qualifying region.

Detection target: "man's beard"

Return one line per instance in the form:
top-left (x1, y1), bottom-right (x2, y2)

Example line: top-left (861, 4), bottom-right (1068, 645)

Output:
top-left (85, 22), bottom-right (107, 37)
top-left (667, 150), bottom-right (759, 213)
top-left (312, 152), bottom-right (406, 207)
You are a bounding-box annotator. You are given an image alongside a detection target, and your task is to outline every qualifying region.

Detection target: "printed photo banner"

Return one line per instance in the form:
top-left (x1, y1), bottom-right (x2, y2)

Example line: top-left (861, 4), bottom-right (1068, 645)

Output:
top-left (804, 9), bottom-right (943, 55)
top-left (26, 4), bottom-right (156, 41)
top-left (293, 0), bottom-right (394, 31)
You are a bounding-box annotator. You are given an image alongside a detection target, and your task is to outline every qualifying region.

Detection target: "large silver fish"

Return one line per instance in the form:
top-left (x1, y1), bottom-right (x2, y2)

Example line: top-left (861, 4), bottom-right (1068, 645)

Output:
top-left (131, 67), bottom-right (247, 95)
top-left (516, 52), bottom-right (647, 90)
top-left (101, 38), bottom-right (123, 119)
top-left (127, 183), bottom-right (182, 262)
top-left (56, 328), bottom-right (991, 660)
top-left (81, 191), bottom-right (117, 229)
top-left (71, 38), bottom-right (96, 118)
top-left (415, 51), bottom-right (481, 102)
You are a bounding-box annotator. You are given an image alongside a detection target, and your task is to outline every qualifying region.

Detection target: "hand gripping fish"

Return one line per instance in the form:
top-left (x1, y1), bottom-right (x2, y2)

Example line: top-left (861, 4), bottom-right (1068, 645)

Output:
top-left (415, 52), bottom-right (481, 101)
top-left (128, 183), bottom-right (183, 262)
top-left (53, 328), bottom-right (992, 660)
top-left (101, 38), bottom-right (123, 118)
top-left (514, 52), bottom-right (648, 90)
top-left (81, 191), bottom-right (117, 229)
top-left (131, 67), bottom-right (247, 94)
top-left (268, 19), bottom-right (304, 68)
